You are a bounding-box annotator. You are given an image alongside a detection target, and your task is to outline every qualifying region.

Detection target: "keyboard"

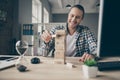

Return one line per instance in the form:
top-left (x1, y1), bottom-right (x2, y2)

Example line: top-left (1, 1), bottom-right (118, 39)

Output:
top-left (97, 61), bottom-right (120, 71)
top-left (0, 57), bottom-right (18, 61)
top-left (0, 56), bottom-right (18, 70)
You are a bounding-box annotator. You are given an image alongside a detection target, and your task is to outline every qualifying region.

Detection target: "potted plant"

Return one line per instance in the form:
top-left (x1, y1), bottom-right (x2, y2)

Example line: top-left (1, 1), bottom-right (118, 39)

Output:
top-left (82, 59), bottom-right (98, 79)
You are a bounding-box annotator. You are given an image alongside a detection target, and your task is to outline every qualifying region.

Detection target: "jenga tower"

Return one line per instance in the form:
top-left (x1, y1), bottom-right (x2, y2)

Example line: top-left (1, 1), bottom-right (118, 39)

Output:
top-left (54, 30), bottom-right (66, 64)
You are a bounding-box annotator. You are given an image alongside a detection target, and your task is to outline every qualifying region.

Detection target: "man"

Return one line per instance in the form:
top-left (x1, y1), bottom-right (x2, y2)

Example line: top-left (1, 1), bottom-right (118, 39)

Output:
top-left (41, 4), bottom-right (97, 62)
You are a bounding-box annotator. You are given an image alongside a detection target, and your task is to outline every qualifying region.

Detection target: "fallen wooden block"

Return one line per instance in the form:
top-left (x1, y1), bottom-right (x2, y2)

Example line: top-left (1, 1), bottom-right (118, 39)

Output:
top-left (52, 34), bottom-right (56, 38)
top-left (66, 63), bottom-right (75, 68)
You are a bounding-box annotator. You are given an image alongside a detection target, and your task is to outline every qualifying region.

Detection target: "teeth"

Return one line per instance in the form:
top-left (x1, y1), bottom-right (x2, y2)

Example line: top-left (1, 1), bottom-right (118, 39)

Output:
top-left (71, 22), bottom-right (76, 25)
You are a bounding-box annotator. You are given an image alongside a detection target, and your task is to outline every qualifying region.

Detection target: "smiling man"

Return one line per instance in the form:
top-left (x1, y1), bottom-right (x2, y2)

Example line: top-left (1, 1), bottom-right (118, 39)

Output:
top-left (41, 4), bottom-right (97, 62)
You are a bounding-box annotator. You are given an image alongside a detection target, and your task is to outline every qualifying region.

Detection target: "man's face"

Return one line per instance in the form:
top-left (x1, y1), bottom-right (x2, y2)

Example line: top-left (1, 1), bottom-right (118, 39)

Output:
top-left (67, 7), bottom-right (83, 28)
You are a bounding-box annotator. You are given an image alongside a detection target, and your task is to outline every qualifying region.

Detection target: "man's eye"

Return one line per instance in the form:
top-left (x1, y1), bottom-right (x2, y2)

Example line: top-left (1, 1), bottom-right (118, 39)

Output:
top-left (76, 16), bottom-right (81, 19)
top-left (71, 15), bottom-right (74, 17)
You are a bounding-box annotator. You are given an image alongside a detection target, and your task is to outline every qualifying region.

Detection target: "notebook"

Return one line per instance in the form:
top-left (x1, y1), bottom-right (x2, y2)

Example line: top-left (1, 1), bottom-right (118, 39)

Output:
top-left (0, 55), bottom-right (19, 70)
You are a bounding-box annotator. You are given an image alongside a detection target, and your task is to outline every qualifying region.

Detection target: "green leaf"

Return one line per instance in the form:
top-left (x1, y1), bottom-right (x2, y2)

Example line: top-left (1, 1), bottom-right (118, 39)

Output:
top-left (84, 59), bottom-right (97, 66)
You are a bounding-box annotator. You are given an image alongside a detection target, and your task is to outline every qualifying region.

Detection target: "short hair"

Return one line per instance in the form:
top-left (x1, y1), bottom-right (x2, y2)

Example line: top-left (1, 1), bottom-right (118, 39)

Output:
top-left (69, 4), bottom-right (85, 19)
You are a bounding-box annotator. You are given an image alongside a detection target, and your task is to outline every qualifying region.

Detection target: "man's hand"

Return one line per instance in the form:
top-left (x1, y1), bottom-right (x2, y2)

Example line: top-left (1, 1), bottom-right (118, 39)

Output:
top-left (79, 53), bottom-right (94, 62)
top-left (41, 30), bottom-right (52, 43)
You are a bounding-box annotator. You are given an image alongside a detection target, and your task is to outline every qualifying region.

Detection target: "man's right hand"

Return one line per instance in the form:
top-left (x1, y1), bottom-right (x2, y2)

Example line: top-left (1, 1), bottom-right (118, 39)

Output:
top-left (41, 30), bottom-right (52, 43)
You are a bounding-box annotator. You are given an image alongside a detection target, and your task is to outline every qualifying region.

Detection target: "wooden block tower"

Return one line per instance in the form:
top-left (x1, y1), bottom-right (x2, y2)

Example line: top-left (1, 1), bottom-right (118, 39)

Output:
top-left (54, 30), bottom-right (66, 64)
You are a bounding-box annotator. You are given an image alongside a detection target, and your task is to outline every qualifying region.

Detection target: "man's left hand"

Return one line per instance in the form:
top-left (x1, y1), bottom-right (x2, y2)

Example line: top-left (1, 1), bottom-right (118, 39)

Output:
top-left (79, 53), bottom-right (94, 62)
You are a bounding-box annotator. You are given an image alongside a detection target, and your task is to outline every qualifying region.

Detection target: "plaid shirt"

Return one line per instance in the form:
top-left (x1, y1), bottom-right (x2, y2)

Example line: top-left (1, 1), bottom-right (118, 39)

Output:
top-left (41, 24), bottom-right (97, 57)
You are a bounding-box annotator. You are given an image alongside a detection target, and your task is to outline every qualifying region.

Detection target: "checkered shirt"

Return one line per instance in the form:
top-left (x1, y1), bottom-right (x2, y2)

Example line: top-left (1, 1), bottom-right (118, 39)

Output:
top-left (41, 24), bottom-right (97, 57)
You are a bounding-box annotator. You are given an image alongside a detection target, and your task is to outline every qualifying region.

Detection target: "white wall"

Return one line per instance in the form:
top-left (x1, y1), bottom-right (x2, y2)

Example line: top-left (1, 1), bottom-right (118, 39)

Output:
top-left (81, 13), bottom-right (99, 38)
top-left (18, 0), bottom-right (32, 24)
top-left (52, 14), bottom-right (68, 22)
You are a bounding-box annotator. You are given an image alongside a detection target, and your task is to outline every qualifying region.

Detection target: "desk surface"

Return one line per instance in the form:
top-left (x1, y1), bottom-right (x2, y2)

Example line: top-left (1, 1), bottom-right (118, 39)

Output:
top-left (0, 56), bottom-right (120, 80)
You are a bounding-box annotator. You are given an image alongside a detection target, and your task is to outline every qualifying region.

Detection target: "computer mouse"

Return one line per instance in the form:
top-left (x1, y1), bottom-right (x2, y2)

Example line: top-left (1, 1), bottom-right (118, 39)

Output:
top-left (17, 64), bottom-right (27, 72)
top-left (31, 57), bottom-right (40, 64)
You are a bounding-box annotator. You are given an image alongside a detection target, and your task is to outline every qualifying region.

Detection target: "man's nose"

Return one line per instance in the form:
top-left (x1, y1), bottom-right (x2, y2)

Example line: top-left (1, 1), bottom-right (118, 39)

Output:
top-left (71, 16), bottom-right (76, 21)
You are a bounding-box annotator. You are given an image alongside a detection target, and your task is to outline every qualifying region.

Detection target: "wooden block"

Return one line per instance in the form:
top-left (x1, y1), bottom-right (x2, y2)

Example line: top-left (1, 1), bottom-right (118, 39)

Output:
top-left (55, 30), bottom-right (66, 50)
top-left (55, 45), bottom-right (65, 50)
top-left (55, 52), bottom-right (65, 59)
top-left (55, 41), bottom-right (65, 45)
top-left (54, 51), bottom-right (65, 59)
top-left (54, 30), bottom-right (66, 64)
top-left (54, 59), bottom-right (65, 64)
top-left (55, 37), bottom-right (65, 42)
top-left (55, 36), bottom-right (65, 39)
top-left (56, 30), bottom-right (66, 35)
top-left (52, 34), bottom-right (56, 38)
top-left (66, 63), bottom-right (74, 68)
top-left (55, 30), bottom-right (66, 39)
top-left (55, 39), bottom-right (66, 44)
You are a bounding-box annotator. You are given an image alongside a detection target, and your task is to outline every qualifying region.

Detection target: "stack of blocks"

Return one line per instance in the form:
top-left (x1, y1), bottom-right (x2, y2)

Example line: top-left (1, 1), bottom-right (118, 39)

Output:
top-left (54, 30), bottom-right (66, 64)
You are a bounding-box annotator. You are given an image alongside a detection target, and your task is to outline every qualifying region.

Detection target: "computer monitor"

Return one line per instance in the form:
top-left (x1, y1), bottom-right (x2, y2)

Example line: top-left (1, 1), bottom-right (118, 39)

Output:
top-left (97, 0), bottom-right (120, 57)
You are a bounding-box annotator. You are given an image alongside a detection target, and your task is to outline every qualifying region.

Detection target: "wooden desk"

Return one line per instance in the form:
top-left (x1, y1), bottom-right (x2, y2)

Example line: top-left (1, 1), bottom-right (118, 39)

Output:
top-left (0, 56), bottom-right (120, 80)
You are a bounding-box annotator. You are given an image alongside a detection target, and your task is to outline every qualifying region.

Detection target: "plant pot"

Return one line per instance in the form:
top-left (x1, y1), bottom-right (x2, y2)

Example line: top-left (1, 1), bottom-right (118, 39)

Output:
top-left (82, 65), bottom-right (98, 78)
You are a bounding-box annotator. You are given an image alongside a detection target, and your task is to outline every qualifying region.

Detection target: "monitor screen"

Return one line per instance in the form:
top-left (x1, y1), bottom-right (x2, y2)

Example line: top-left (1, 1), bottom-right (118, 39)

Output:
top-left (98, 0), bottom-right (120, 57)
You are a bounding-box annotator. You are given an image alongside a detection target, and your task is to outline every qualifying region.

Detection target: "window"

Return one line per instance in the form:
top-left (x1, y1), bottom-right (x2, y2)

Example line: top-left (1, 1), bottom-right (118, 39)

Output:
top-left (32, 0), bottom-right (42, 23)
top-left (44, 8), bottom-right (49, 23)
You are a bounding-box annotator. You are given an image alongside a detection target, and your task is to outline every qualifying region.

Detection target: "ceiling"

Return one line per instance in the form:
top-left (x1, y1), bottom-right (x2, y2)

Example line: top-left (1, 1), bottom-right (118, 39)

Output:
top-left (48, 0), bottom-right (100, 14)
